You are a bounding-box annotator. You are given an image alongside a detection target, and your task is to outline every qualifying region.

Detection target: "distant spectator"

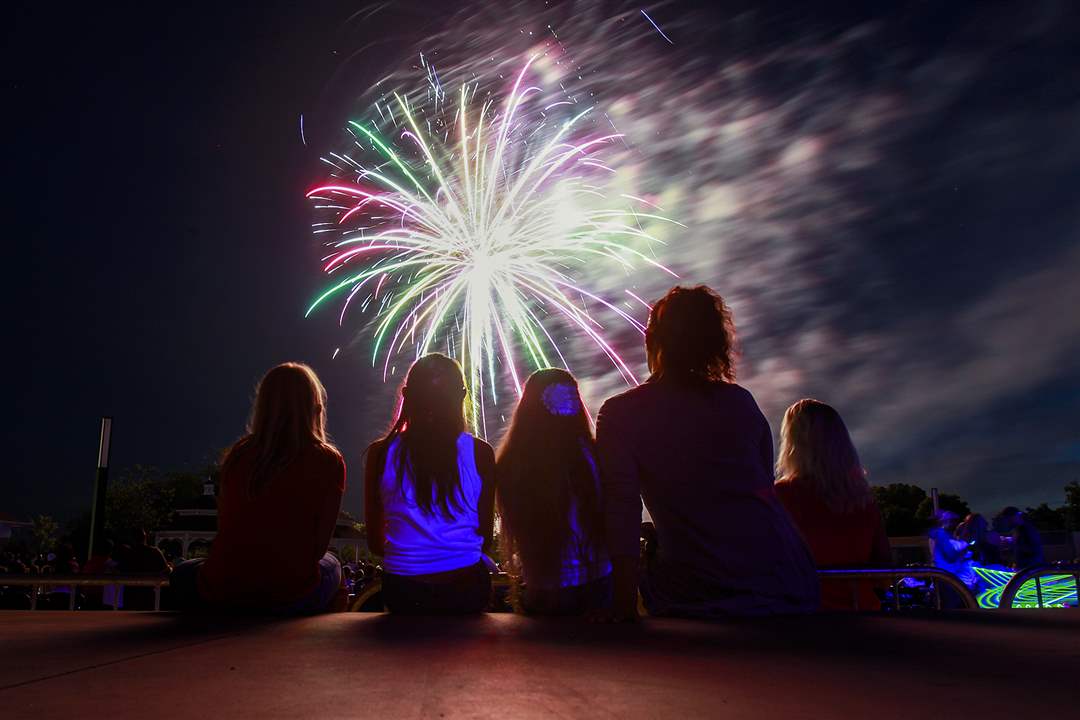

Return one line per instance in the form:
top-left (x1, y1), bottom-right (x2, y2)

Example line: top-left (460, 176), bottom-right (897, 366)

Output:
top-left (82, 539), bottom-right (116, 608)
top-left (365, 354), bottom-right (496, 615)
top-left (125, 531), bottom-right (171, 574)
top-left (497, 369), bottom-right (612, 615)
top-left (56, 543), bottom-right (80, 574)
top-left (597, 285), bottom-right (818, 619)
top-left (774, 399), bottom-right (892, 611)
top-left (928, 510), bottom-right (976, 593)
top-left (955, 514), bottom-right (1003, 567)
top-left (996, 507), bottom-right (1045, 570)
top-left (170, 362), bottom-right (346, 613)
top-left (122, 530), bottom-right (172, 610)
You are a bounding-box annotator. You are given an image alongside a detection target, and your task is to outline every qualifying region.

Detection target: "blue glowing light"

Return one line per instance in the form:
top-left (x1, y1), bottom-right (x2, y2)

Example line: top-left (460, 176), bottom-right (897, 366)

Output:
top-left (541, 383), bottom-right (580, 416)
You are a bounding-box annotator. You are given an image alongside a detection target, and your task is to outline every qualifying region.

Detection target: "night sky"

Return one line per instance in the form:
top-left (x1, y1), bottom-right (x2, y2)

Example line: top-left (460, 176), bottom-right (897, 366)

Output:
top-left (6, 1), bottom-right (1080, 523)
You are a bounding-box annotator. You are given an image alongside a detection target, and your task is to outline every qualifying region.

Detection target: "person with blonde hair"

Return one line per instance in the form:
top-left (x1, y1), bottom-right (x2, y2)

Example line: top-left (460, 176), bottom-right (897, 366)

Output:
top-left (170, 362), bottom-right (346, 613)
top-left (774, 399), bottom-right (891, 610)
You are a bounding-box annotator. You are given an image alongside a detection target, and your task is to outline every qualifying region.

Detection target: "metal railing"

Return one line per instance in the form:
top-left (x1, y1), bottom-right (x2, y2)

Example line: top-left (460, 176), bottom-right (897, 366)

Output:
top-left (816, 568), bottom-right (978, 610)
top-left (3, 569), bottom-right (992, 613)
top-left (998, 563), bottom-right (1080, 610)
top-left (0, 573), bottom-right (170, 611)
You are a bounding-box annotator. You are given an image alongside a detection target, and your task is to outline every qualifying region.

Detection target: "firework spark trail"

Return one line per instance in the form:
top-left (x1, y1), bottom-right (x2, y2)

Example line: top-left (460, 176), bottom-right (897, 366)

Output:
top-left (640, 9), bottom-right (674, 45)
top-left (972, 567), bottom-right (1078, 609)
top-left (309, 1), bottom-right (1080, 505)
top-left (307, 54), bottom-right (680, 435)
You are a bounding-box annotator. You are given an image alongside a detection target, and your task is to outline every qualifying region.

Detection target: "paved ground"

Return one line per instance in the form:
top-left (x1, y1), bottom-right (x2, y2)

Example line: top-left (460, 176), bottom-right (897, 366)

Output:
top-left (1, 610), bottom-right (1078, 718)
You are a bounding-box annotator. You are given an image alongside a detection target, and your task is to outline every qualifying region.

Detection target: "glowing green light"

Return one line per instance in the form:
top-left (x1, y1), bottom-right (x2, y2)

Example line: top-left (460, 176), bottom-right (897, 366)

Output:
top-left (973, 566), bottom-right (1077, 609)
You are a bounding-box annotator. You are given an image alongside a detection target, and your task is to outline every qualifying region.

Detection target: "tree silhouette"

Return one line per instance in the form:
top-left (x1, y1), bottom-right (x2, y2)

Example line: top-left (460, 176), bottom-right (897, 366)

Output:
top-left (872, 483), bottom-right (927, 536)
top-left (31, 514), bottom-right (59, 556)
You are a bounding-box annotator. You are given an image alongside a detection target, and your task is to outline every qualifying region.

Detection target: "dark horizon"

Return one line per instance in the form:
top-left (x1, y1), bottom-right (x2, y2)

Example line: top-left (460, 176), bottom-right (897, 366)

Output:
top-left (7, 1), bottom-right (1080, 524)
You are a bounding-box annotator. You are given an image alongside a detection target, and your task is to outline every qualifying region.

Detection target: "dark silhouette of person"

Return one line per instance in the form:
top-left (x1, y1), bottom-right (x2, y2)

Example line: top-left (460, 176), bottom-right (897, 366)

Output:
top-left (171, 363), bottom-right (346, 614)
top-left (997, 507), bottom-right (1045, 570)
top-left (364, 353), bottom-right (496, 615)
top-left (497, 368), bottom-right (612, 615)
top-left (774, 399), bottom-right (892, 610)
top-left (596, 285), bottom-right (818, 620)
top-left (123, 530), bottom-right (171, 609)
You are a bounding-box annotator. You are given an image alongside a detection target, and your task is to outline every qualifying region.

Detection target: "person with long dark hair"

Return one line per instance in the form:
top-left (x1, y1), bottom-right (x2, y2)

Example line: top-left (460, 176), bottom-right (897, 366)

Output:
top-left (774, 399), bottom-right (892, 610)
top-left (596, 285), bottom-right (818, 620)
top-left (170, 362), bottom-right (346, 613)
top-left (364, 353), bottom-right (497, 614)
top-left (956, 513), bottom-right (1003, 567)
top-left (497, 369), bottom-right (612, 614)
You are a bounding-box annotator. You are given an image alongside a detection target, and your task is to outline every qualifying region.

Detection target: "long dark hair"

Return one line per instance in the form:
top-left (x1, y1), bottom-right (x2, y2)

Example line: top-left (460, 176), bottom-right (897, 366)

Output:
top-left (223, 362), bottom-right (335, 496)
top-left (381, 353), bottom-right (468, 518)
top-left (496, 369), bottom-right (603, 587)
top-left (646, 285), bottom-right (738, 383)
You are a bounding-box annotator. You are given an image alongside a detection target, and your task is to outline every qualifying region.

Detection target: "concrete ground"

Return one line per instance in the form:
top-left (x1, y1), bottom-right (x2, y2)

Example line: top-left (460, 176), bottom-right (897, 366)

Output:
top-left (1, 610), bottom-right (1077, 718)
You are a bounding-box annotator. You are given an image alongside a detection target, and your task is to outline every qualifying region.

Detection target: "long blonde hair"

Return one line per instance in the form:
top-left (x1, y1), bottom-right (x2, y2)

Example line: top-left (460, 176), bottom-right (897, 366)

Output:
top-left (775, 398), bottom-right (871, 514)
top-left (224, 362), bottom-right (334, 495)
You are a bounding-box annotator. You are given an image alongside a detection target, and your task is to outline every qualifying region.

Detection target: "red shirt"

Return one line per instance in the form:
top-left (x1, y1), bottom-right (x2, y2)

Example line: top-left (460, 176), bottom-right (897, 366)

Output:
top-left (775, 479), bottom-right (892, 611)
top-left (199, 441), bottom-right (345, 607)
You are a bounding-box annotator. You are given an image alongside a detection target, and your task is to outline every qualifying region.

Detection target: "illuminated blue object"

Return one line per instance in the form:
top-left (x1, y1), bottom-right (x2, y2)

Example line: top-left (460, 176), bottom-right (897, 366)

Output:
top-left (541, 383), bottom-right (580, 416)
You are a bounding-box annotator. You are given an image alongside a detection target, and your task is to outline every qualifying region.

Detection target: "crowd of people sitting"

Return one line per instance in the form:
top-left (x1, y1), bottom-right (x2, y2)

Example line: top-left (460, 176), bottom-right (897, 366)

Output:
top-left (0, 531), bottom-right (171, 610)
top-left (2, 284), bottom-right (1066, 617)
top-left (929, 505), bottom-right (1046, 593)
top-left (163, 283), bottom-right (897, 619)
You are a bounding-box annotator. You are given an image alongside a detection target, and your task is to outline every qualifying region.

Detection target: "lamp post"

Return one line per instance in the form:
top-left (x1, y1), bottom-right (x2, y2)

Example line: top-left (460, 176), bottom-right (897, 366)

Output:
top-left (87, 417), bottom-right (112, 564)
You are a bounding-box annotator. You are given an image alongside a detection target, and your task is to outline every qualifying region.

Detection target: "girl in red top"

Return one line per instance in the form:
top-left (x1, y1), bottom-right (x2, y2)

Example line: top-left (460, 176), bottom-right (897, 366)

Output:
top-left (774, 399), bottom-right (891, 611)
top-left (171, 363), bottom-right (346, 613)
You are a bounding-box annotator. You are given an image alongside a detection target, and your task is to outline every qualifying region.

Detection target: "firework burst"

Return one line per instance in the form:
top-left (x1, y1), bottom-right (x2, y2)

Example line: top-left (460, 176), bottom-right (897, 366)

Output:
top-left (306, 55), bottom-right (679, 434)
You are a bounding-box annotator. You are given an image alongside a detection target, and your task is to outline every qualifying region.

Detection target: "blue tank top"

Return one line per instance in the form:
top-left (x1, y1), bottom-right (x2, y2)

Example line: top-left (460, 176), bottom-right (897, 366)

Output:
top-left (380, 432), bottom-right (483, 575)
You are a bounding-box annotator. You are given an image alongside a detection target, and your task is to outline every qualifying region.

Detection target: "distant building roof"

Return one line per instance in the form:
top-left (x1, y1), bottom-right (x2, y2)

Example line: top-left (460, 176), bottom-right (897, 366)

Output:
top-left (176, 480), bottom-right (218, 513)
top-left (161, 480), bottom-right (218, 531)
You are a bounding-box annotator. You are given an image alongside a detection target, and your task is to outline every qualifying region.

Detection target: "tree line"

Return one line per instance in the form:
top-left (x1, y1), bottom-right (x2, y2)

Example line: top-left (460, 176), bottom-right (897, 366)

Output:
top-left (872, 481), bottom-right (1080, 536)
top-left (16, 468), bottom-right (1080, 558)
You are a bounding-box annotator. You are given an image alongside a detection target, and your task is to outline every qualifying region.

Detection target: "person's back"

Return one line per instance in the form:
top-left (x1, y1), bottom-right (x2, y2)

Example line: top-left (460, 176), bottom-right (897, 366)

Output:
top-left (378, 432), bottom-right (484, 574)
top-left (119, 533), bottom-right (170, 609)
top-left (600, 379), bottom-right (818, 616)
top-left (364, 354), bottom-right (496, 614)
top-left (1012, 517), bottom-right (1045, 569)
top-left (199, 440), bottom-right (344, 606)
top-left (597, 285), bottom-right (818, 619)
top-left (773, 399), bottom-right (891, 610)
top-left (497, 369), bottom-right (612, 615)
top-left (775, 482), bottom-right (890, 609)
top-left (128, 535), bottom-right (170, 574)
top-left (957, 514), bottom-right (1003, 567)
top-left (169, 362), bottom-right (346, 614)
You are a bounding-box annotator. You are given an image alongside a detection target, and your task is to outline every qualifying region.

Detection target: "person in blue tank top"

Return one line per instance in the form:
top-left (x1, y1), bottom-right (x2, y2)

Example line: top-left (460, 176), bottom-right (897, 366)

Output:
top-left (364, 354), bottom-right (497, 614)
top-left (497, 369), bottom-right (612, 615)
